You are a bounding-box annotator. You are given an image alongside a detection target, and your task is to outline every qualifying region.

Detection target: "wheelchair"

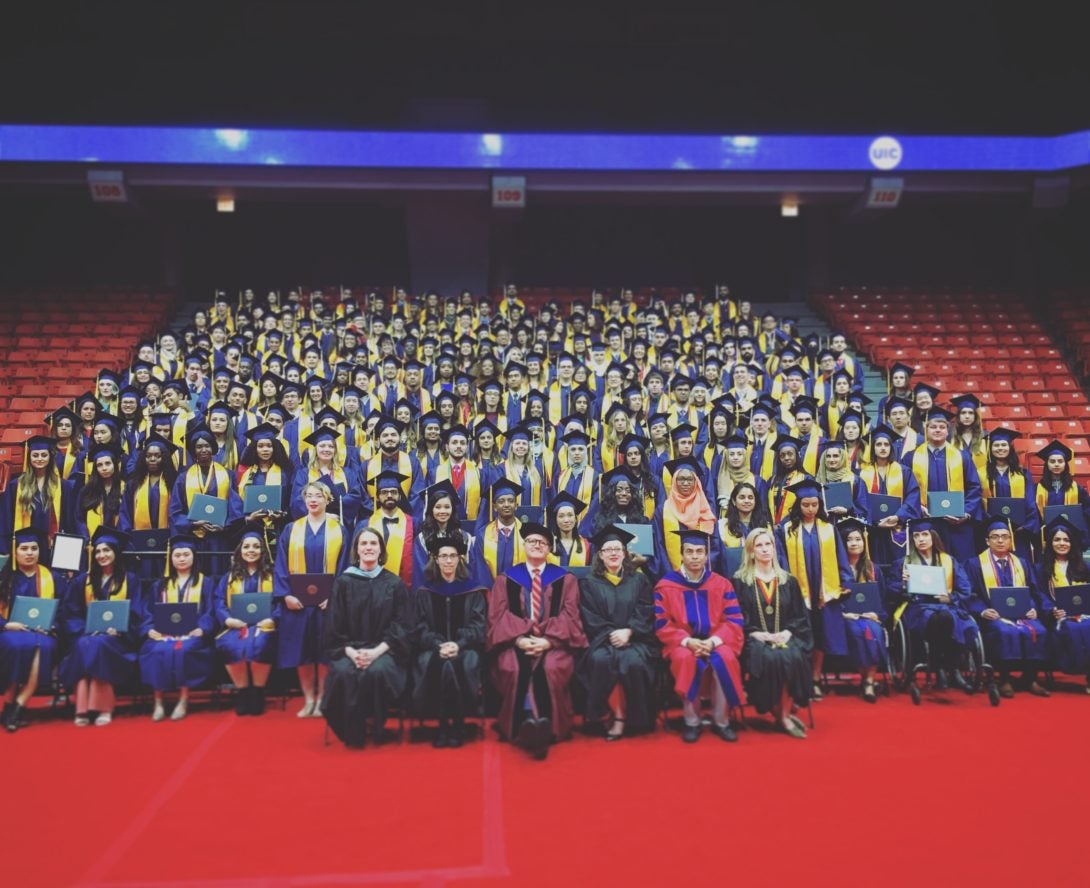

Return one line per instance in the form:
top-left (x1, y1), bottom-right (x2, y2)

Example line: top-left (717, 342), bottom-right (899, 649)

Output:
top-left (891, 616), bottom-right (1001, 706)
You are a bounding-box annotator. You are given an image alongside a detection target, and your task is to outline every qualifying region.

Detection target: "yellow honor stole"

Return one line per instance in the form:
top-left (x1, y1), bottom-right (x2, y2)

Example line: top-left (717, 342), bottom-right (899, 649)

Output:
top-left (368, 510), bottom-right (408, 578)
top-left (367, 452), bottom-right (413, 499)
top-left (288, 516), bottom-right (344, 574)
top-left (185, 463), bottom-right (231, 538)
top-left (226, 572), bottom-right (274, 610)
top-left (911, 444), bottom-right (965, 494)
top-left (548, 538), bottom-right (590, 567)
top-left (557, 466), bottom-right (596, 508)
top-left (482, 521), bottom-right (524, 576)
top-left (786, 520), bottom-right (842, 607)
top-left (859, 463), bottom-right (905, 498)
top-left (162, 575), bottom-right (204, 604)
top-left (239, 464), bottom-right (282, 502)
top-left (133, 477), bottom-right (171, 529)
top-left (977, 551), bottom-right (1027, 598)
top-left (85, 575), bottom-right (129, 605)
top-left (434, 460), bottom-right (481, 520)
top-left (1035, 479), bottom-right (1080, 518)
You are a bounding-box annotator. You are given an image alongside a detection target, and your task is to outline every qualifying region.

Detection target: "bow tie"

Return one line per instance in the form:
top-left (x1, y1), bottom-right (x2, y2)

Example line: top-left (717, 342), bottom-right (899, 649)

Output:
top-left (382, 517), bottom-right (398, 525)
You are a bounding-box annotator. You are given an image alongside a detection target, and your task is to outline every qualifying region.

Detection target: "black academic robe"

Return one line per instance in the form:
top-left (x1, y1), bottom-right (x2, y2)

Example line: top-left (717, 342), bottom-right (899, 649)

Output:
top-left (734, 575), bottom-right (813, 714)
top-left (412, 578), bottom-right (487, 718)
top-left (320, 569), bottom-right (415, 747)
top-left (576, 571), bottom-right (659, 730)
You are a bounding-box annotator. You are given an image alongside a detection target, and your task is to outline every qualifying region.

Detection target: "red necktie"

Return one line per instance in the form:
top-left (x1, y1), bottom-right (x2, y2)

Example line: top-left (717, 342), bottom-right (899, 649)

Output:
top-left (531, 568), bottom-right (543, 624)
top-left (451, 462), bottom-right (465, 491)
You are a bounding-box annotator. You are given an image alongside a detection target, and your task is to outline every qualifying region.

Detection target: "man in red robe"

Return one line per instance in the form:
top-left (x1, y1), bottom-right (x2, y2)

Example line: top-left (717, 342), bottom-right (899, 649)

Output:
top-left (487, 522), bottom-right (587, 759)
top-left (654, 528), bottom-right (745, 743)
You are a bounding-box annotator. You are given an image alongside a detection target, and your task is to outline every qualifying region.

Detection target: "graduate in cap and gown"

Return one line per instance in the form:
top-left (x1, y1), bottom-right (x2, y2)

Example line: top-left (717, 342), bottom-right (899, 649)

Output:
top-left (776, 480), bottom-right (853, 700)
top-left (732, 527), bottom-right (812, 737)
top-left (964, 517), bottom-right (1049, 699)
top-left (0, 527), bottom-right (62, 732)
top-left (214, 523), bottom-right (278, 715)
top-left (359, 415), bottom-right (423, 517)
top-left (858, 424), bottom-right (921, 565)
top-left (236, 422), bottom-right (294, 540)
top-left (981, 427), bottom-right (1038, 560)
top-left (289, 425), bottom-right (361, 526)
top-left (551, 428), bottom-right (600, 533)
top-left (654, 456), bottom-right (718, 574)
top-left (546, 492), bottom-right (592, 569)
top-left (364, 470), bottom-right (416, 589)
top-left (58, 527), bottom-right (143, 727)
top-left (275, 479), bottom-right (350, 718)
top-left (1035, 516), bottom-right (1090, 690)
top-left (837, 517), bottom-right (892, 703)
top-left (888, 519), bottom-right (979, 691)
top-left (321, 524), bottom-right (415, 748)
top-left (653, 528), bottom-right (745, 743)
top-left (138, 534), bottom-right (215, 722)
top-left (1032, 440), bottom-right (1090, 532)
top-left (577, 524), bottom-right (659, 741)
top-left (486, 521), bottom-right (587, 758)
top-left (472, 477), bottom-right (527, 583)
top-left (168, 425), bottom-right (243, 576)
top-left (900, 405), bottom-right (982, 562)
top-left (0, 435), bottom-right (77, 558)
top-left (412, 532), bottom-right (488, 748)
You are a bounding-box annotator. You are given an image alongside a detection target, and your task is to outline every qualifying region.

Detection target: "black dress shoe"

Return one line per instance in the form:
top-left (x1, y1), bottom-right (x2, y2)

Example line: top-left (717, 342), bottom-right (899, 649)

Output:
top-left (949, 670), bottom-right (971, 693)
top-left (712, 724), bottom-right (738, 742)
top-left (517, 717), bottom-right (552, 759)
top-left (862, 683), bottom-right (878, 704)
top-left (446, 724), bottom-right (464, 748)
top-left (251, 687), bottom-right (267, 715)
top-left (681, 723), bottom-right (701, 743)
top-left (234, 687), bottom-right (250, 716)
top-left (433, 725), bottom-right (449, 749)
top-left (4, 703), bottom-right (24, 733)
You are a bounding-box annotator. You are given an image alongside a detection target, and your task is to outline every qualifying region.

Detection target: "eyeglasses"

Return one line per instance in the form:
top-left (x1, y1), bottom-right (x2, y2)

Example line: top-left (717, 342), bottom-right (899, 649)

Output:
top-left (987, 533), bottom-right (1012, 540)
top-left (599, 545), bottom-right (626, 554)
top-left (524, 538), bottom-right (550, 547)
top-left (436, 552), bottom-right (461, 560)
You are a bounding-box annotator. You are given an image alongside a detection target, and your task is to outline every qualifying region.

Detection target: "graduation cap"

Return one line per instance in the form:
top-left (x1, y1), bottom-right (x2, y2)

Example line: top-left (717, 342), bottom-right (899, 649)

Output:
top-left (670, 528), bottom-right (711, 548)
top-left (369, 469), bottom-right (408, 491)
top-left (773, 435), bottom-right (803, 453)
top-left (790, 397), bottom-right (819, 417)
top-left (304, 425), bottom-right (342, 447)
top-left (588, 524), bottom-right (637, 549)
top-left (423, 479), bottom-right (461, 509)
top-left (839, 409), bottom-right (866, 429)
top-left (546, 492), bottom-right (588, 519)
top-left (372, 415), bottom-right (405, 436)
top-left (820, 438), bottom-right (846, 453)
top-left (816, 348), bottom-right (837, 363)
top-left (783, 365), bottom-right (809, 380)
top-left (987, 426), bottom-right (1022, 444)
top-left (949, 393), bottom-right (982, 412)
top-left (504, 361), bottom-right (528, 377)
top-left (870, 423), bottom-right (896, 442)
top-left (490, 477), bottom-right (524, 501)
top-left (380, 354), bottom-right (402, 368)
top-left (619, 433), bottom-right (651, 453)
top-left (427, 532), bottom-right (467, 557)
top-left (909, 518), bottom-right (936, 534)
top-left (1044, 515), bottom-right (1084, 547)
top-left (91, 526), bottom-right (130, 552)
top-left (665, 455), bottom-right (704, 477)
top-left (785, 479), bottom-right (823, 500)
top-left (560, 428), bottom-right (592, 448)
top-left (912, 381), bottom-right (941, 400)
top-left (206, 400), bottom-right (235, 418)
top-left (889, 361), bottom-right (916, 381)
top-left (750, 401), bottom-right (776, 420)
top-left (47, 406), bottom-right (80, 430)
top-left (518, 521), bottom-right (553, 543)
top-left (984, 516), bottom-right (1015, 538)
top-left (87, 442), bottom-right (123, 466)
top-left (142, 431), bottom-right (178, 455)
top-left (603, 402), bottom-right (630, 424)
top-left (885, 395), bottom-right (914, 413)
top-left (185, 425), bottom-right (216, 453)
top-left (12, 526), bottom-right (47, 550)
top-left (472, 419), bottom-right (502, 440)
top-left (433, 390), bottom-right (458, 407)
top-left (600, 465), bottom-right (639, 490)
top-left (847, 391), bottom-right (872, 407)
top-left (724, 430), bottom-right (749, 450)
top-left (919, 405), bottom-right (953, 424)
top-left (502, 422), bottom-right (533, 442)
top-left (668, 374), bottom-right (694, 391)
top-left (167, 533), bottom-right (200, 552)
top-left (836, 516), bottom-right (869, 541)
top-left (1035, 439), bottom-right (1074, 463)
top-left (831, 368), bottom-right (854, 385)
top-left (669, 423), bottom-right (697, 441)
top-left (264, 405), bottom-right (290, 424)
top-left (280, 381), bottom-right (305, 398)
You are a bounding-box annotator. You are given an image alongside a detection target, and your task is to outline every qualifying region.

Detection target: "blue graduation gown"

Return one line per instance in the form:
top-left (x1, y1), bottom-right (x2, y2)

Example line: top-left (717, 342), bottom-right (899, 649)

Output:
top-left (0, 569), bottom-right (63, 692)
top-left (900, 446), bottom-right (982, 561)
top-left (213, 572), bottom-right (278, 664)
top-left (57, 571), bottom-right (144, 690)
top-left (138, 577), bottom-right (216, 690)
top-left (964, 555), bottom-right (1047, 664)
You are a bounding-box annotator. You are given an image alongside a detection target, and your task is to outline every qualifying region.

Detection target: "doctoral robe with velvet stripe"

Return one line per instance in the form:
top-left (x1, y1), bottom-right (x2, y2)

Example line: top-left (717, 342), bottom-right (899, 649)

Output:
top-left (734, 575), bottom-right (812, 714)
top-left (412, 576), bottom-right (487, 718)
top-left (652, 567), bottom-right (744, 708)
top-left (486, 564), bottom-right (587, 742)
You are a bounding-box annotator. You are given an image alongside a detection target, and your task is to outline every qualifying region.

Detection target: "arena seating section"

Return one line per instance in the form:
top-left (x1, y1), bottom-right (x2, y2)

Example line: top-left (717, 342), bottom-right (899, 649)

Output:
top-left (814, 287), bottom-right (1090, 483)
top-left (0, 288), bottom-right (175, 478)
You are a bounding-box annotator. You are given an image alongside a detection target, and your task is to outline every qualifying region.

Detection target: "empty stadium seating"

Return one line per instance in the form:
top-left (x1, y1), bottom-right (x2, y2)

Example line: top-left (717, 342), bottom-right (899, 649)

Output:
top-left (0, 288), bottom-right (175, 472)
top-left (813, 286), bottom-right (1090, 482)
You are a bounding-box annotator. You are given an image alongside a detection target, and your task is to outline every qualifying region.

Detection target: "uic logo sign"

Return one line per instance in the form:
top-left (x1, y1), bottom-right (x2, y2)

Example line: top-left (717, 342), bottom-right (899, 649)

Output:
top-left (869, 136), bottom-right (903, 170)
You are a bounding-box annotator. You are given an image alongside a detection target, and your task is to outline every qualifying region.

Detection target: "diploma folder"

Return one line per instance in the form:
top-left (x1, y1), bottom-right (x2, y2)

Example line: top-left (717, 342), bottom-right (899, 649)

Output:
top-left (842, 582), bottom-right (882, 615)
top-left (906, 564), bottom-right (946, 597)
top-left (9, 596), bottom-right (58, 631)
top-left (928, 491), bottom-right (965, 519)
top-left (289, 573), bottom-right (334, 606)
top-left (1055, 584), bottom-right (1090, 617)
top-left (823, 482), bottom-right (854, 513)
top-left (51, 532), bottom-right (86, 572)
top-left (1044, 505), bottom-right (1088, 535)
top-left (229, 592), bottom-right (272, 624)
top-left (243, 484), bottom-right (282, 513)
top-left (515, 506), bottom-right (543, 525)
top-left (986, 497), bottom-right (1026, 526)
top-left (991, 586), bottom-right (1032, 620)
top-left (867, 493), bottom-right (901, 524)
top-left (187, 493), bottom-right (228, 527)
top-left (86, 599), bottom-right (131, 634)
top-left (129, 529), bottom-right (169, 553)
top-left (152, 602), bottom-right (198, 635)
top-left (617, 523), bottom-right (654, 556)
top-left (722, 546), bottom-right (744, 579)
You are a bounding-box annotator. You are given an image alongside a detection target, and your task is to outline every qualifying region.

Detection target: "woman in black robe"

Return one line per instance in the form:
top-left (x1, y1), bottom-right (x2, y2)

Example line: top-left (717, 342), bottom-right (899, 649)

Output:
top-left (732, 527), bottom-right (812, 738)
top-left (577, 525), bottom-right (658, 741)
top-left (412, 533), bottom-right (487, 748)
top-left (321, 525), bottom-right (415, 749)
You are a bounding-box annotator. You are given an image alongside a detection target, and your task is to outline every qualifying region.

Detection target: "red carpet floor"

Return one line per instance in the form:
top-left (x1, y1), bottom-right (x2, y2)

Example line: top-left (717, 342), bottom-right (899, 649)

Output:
top-left (4, 679), bottom-right (1089, 887)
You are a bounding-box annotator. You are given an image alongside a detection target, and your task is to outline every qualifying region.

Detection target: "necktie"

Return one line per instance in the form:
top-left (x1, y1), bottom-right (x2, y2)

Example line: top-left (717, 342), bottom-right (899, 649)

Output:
top-left (501, 526), bottom-right (512, 539)
top-left (451, 462), bottom-right (465, 490)
top-left (531, 568), bottom-right (543, 623)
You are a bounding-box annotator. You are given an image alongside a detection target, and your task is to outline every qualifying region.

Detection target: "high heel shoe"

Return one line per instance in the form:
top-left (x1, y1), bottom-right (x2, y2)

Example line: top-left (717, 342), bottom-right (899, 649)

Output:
top-left (605, 718), bottom-right (625, 742)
